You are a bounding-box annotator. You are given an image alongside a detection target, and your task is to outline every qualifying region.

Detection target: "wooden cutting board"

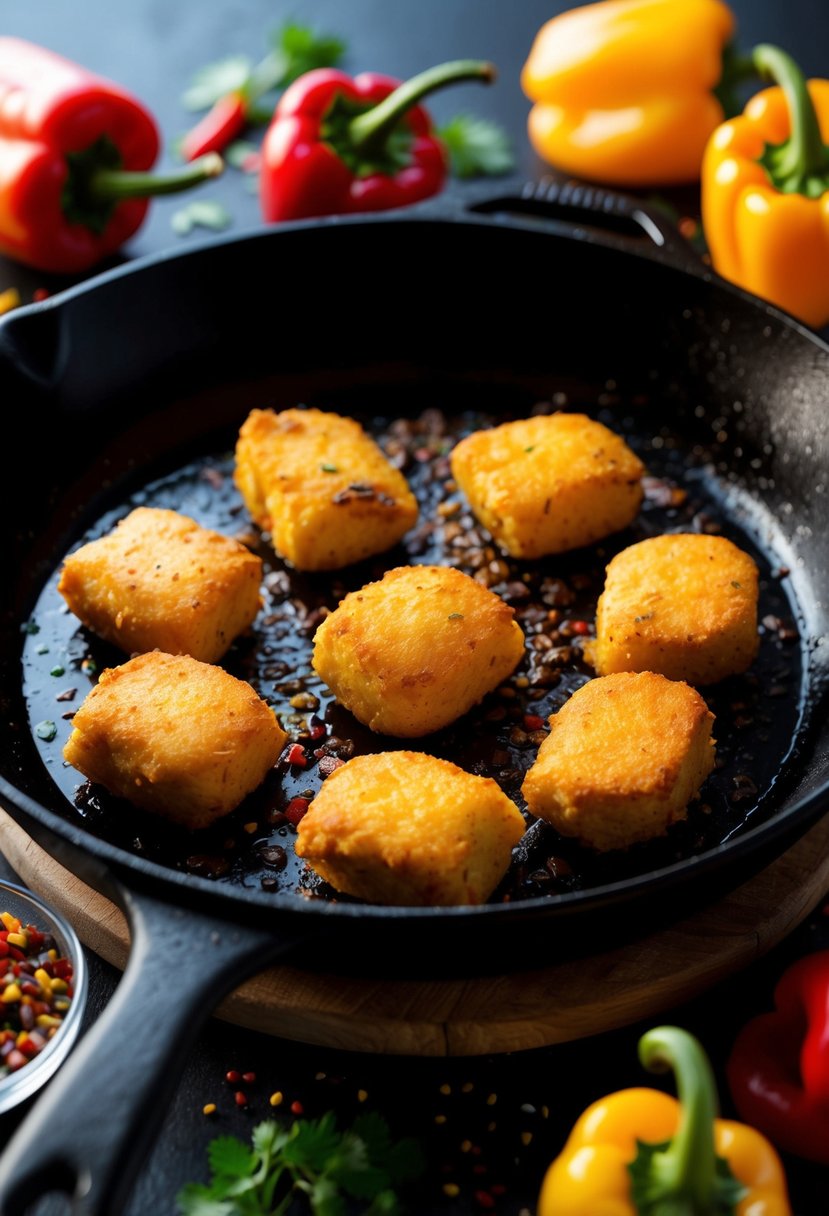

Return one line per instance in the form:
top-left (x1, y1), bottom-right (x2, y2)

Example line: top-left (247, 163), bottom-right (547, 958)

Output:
top-left (1, 808), bottom-right (827, 1057)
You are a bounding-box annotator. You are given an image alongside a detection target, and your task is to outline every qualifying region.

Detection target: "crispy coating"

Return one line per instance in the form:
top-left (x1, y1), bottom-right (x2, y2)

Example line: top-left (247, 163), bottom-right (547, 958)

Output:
top-left (521, 672), bottom-right (716, 851)
top-left (295, 751), bottom-right (526, 906)
top-left (63, 651), bottom-right (286, 829)
top-left (57, 507), bottom-right (262, 663)
top-left (312, 565), bottom-right (525, 737)
top-left (590, 533), bottom-right (759, 684)
top-left (450, 413), bottom-right (644, 558)
top-left (234, 407), bottom-right (418, 570)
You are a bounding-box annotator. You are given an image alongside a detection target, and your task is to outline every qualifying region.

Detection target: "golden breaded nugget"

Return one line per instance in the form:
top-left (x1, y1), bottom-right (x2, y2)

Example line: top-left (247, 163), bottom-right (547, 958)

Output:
top-left (57, 507), bottom-right (262, 663)
top-left (521, 672), bottom-right (716, 851)
top-left (591, 533), bottom-right (759, 684)
top-left (63, 651), bottom-right (286, 829)
top-left (312, 565), bottom-right (525, 737)
top-left (296, 751), bottom-right (526, 906)
top-left (450, 413), bottom-right (644, 557)
top-left (235, 407), bottom-right (418, 570)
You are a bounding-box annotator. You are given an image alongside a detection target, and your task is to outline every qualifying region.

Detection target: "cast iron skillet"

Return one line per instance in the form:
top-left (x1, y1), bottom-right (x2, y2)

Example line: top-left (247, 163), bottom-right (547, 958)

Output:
top-left (0, 182), bottom-right (827, 1214)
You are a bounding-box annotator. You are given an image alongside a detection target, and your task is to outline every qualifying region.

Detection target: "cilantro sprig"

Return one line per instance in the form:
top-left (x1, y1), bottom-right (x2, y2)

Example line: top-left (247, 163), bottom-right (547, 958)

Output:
top-left (177, 1112), bottom-right (424, 1216)
top-left (182, 22), bottom-right (347, 119)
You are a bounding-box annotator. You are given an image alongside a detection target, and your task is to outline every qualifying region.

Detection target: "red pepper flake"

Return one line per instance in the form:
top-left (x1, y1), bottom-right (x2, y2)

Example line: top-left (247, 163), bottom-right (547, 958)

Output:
top-left (522, 714), bottom-right (545, 732)
top-left (225, 1069), bottom-right (241, 1084)
top-left (286, 743), bottom-right (307, 768)
top-left (32, 287), bottom-right (50, 302)
top-left (290, 1099), bottom-right (304, 1115)
top-left (569, 619), bottom-right (590, 635)
top-left (474, 1190), bottom-right (496, 1209)
top-left (285, 798), bottom-right (310, 825)
top-left (242, 1071), bottom-right (256, 1084)
top-left (308, 722), bottom-right (326, 741)
top-left (234, 1090), bottom-right (248, 1108)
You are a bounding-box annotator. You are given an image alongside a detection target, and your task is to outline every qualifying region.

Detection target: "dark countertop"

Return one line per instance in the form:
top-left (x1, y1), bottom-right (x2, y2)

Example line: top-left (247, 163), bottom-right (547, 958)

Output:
top-left (1, 2), bottom-right (828, 1213)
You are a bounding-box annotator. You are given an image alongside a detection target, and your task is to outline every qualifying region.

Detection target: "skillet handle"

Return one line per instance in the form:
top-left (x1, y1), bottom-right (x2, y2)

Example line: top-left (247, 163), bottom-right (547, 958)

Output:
top-left (466, 176), bottom-right (706, 277)
top-left (0, 886), bottom-right (303, 1216)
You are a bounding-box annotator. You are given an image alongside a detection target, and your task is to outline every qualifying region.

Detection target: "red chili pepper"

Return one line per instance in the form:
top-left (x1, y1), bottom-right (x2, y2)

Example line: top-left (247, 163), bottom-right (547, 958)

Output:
top-left (0, 38), bottom-right (223, 273)
top-left (181, 92), bottom-right (247, 162)
top-left (727, 949), bottom-right (829, 1164)
top-left (260, 59), bottom-right (495, 222)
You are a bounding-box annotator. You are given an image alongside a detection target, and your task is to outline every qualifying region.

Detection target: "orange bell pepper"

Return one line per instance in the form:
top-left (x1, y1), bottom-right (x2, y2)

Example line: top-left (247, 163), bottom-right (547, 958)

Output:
top-left (521, 0), bottom-right (739, 186)
top-left (702, 45), bottom-right (829, 328)
top-left (538, 1026), bottom-right (791, 1216)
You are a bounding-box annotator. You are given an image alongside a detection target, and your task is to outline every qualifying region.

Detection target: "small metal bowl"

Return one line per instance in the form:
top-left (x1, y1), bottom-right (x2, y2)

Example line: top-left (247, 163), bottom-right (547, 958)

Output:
top-left (0, 879), bottom-right (87, 1113)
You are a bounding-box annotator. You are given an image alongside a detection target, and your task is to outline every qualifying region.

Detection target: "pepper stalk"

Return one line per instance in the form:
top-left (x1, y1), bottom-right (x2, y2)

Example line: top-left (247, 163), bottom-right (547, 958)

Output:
top-left (751, 43), bottom-right (829, 198)
top-left (348, 59), bottom-right (496, 161)
top-left (630, 1027), bottom-right (746, 1216)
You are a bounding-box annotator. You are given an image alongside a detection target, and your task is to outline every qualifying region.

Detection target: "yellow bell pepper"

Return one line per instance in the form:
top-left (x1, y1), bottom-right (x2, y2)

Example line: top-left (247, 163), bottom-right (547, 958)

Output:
top-left (538, 1026), bottom-right (791, 1216)
top-left (521, 0), bottom-right (737, 186)
top-left (702, 45), bottom-right (829, 329)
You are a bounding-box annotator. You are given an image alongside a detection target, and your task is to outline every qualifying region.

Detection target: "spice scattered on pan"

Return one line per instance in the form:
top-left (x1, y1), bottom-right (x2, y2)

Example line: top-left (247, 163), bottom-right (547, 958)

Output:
top-left (23, 401), bottom-right (805, 906)
top-left (0, 910), bottom-right (75, 1077)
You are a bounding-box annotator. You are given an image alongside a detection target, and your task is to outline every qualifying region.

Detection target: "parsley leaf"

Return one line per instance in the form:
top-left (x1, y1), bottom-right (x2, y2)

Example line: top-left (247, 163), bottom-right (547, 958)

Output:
top-left (182, 23), bottom-right (346, 114)
top-left (438, 114), bottom-right (514, 178)
top-left (271, 21), bottom-right (347, 86)
top-left (177, 1113), bottom-right (423, 1216)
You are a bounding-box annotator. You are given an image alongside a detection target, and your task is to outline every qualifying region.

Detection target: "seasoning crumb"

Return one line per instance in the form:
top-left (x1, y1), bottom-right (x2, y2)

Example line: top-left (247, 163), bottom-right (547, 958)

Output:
top-left (486, 1093), bottom-right (497, 1106)
top-left (521, 1131), bottom-right (533, 1146)
top-left (461, 1139), bottom-right (473, 1153)
top-left (202, 1103), bottom-right (217, 1116)
top-left (434, 1114), bottom-right (447, 1125)
top-left (357, 1089), bottom-right (368, 1103)
top-left (243, 822), bottom-right (257, 834)
top-left (269, 1091), bottom-right (283, 1107)
top-left (439, 1083), bottom-right (452, 1095)
top-left (461, 1082), bottom-right (474, 1093)
top-left (443, 1182), bottom-right (460, 1197)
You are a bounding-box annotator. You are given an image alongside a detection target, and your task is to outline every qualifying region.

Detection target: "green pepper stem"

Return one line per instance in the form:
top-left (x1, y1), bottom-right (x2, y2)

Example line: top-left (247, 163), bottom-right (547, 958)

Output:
top-left (88, 152), bottom-right (224, 201)
top-left (751, 43), bottom-right (829, 196)
top-left (639, 1028), bottom-right (719, 1213)
top-left (349, 59), bottom-right (495, 159)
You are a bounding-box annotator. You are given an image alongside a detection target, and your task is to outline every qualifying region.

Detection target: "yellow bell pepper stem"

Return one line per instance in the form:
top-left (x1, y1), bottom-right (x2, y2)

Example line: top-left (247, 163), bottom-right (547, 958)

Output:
top-left (751, 44), bottom-right (829, 197)
top-left (635, 1028), bottom-right (731, 1214)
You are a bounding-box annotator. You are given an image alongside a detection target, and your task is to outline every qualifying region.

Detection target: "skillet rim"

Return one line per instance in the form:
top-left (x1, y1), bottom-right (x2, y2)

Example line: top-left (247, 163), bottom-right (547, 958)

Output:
top-left (1, 207), bottom-right (827, 927)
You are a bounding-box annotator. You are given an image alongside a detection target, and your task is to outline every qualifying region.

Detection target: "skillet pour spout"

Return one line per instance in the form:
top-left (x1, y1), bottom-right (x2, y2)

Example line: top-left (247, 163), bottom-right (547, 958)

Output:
top-left (0, 188), bottom-right (827, 1212)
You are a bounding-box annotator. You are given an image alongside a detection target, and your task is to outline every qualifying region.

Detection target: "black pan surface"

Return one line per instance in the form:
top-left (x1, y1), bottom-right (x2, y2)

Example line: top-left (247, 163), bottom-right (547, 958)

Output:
top-left (1, 194), bottom-right (829, 1216)
top-left (0, 196), bottom-right (828, 955)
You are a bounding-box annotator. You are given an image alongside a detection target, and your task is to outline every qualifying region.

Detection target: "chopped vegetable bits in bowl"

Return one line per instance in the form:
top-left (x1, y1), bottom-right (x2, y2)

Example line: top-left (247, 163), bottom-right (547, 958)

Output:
top-left (0, 880), bottom-right (87, 1113)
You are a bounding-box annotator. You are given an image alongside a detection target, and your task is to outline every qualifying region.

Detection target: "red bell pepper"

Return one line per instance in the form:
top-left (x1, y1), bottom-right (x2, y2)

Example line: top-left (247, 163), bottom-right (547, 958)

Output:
top-left (727, 950), bottom-right (829, 1164)
top-left (260, 59), bottom-right (495, 222)
top-left (0, 38), bottom-right (223, 274)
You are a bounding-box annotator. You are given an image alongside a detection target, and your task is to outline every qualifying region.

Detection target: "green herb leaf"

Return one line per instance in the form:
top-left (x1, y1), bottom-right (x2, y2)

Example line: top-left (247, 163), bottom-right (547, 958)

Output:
top-left (438, 114), bottom-right (514, 179)
top-left (208, 1135), bottom-right (256, 1180)
top-left (178, 1112), bottom-right (423, 1216)
top-left (176, 1182), bottom-right (236, 1216)
top-left (182, 55), bottom-right (253, 112)
top-left (272, 21), bottom-right (347, 85)
top-left (171, 200), bottom-right (232, 236)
